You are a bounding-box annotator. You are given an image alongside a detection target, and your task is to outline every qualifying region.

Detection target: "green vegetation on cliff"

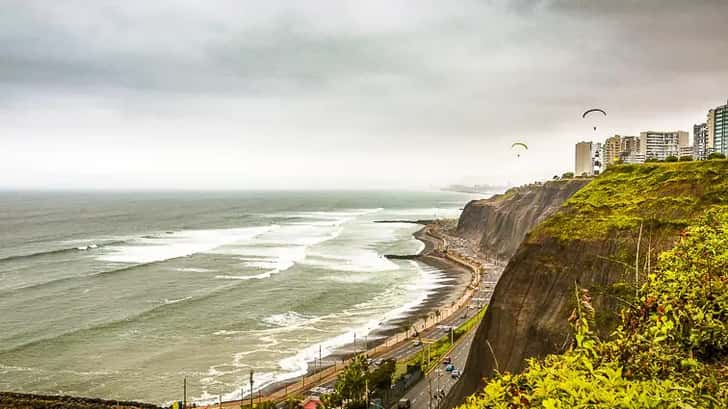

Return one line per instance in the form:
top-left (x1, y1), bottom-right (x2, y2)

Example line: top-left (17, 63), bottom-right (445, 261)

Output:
top-left (532, 161), bottom-right (728, 242)
top-left (460, 208), bottom-right (728, 408)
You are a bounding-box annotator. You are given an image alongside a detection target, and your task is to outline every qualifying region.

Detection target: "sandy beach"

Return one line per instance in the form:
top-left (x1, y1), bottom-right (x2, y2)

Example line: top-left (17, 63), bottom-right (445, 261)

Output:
top-left (244, 221), bottom-right (485, 404)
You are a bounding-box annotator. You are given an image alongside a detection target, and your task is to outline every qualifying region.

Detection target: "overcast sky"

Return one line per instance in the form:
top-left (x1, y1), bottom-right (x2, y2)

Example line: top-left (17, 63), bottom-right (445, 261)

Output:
top-left (1, 0), bottom-right (727, 190)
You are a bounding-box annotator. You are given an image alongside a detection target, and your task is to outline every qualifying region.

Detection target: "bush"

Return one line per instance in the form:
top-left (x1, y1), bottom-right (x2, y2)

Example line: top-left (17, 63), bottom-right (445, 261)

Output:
top-left (561, 172), bottom-right (574, 179)
top-left (664, 155), bottom-right (679, 162)
top-left (708, 152), bottom-right (726, 160)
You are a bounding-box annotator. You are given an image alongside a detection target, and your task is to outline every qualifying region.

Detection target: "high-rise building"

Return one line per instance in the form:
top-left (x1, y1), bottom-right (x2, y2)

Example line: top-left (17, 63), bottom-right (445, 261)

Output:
top-left (680, 146), bottom-right (694, 159)
top-left (620, 135), bottom-right (640, 157)
top-left (639, 131), bottom-right (689, 161)
top-left (575, 141), bottom-right (593, 176)
top-left (707, 100), bottom-right (728, 155)
top-left (622, 152), bottom-right (646, 164)
top-left (619, 135), bottom-right (643, 163)
top-left (603, 135), bottom-right (621, 167)
top-left (693, 123), bottom-right (710, 160)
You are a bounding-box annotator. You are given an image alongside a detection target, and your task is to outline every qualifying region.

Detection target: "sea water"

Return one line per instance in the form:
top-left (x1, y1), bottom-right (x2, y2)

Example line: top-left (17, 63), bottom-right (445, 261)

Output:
top-left (0, 190), bottom-right (476, 404)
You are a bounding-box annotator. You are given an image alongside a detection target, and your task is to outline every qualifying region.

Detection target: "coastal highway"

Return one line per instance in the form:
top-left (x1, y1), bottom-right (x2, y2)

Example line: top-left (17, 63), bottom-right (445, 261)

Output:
top-left (399, 330), bottom-right (476, 409)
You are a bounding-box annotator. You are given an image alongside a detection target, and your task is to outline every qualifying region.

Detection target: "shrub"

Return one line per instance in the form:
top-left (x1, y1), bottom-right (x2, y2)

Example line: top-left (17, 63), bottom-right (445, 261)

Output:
top-left (708, 152), bottom-right (726, 160)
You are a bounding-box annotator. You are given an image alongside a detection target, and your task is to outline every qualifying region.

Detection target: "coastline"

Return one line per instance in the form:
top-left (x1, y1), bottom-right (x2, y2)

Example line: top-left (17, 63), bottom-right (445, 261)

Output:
top-left (229, 220), bottom-right (492, 407)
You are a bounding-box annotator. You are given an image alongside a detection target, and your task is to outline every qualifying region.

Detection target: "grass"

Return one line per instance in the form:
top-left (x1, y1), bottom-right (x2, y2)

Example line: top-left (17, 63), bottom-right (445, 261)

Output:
top-left (530, 160), bottom-right (728, 243)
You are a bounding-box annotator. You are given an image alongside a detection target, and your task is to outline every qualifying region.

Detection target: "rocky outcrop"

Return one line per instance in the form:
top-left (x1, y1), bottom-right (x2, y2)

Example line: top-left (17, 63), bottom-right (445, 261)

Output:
top-left (455, 180), bottom-right (589, 261)
top-left (447, 161), bottom-right (728, 408)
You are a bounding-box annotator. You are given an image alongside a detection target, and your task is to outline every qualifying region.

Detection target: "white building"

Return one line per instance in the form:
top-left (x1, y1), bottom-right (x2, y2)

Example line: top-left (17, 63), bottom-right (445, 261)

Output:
top-left (622, 153), bottom-right (646, 164)
top-left (575, 141), bottom-right (593, 176)
top-left (680, 145), bottom-right (694, 159)
top-left (575, 141), bottom-right (603, 176)
top-left (638, 131), bottom-right (689, 161)
top-left (693, 123), bottom-right (711, 160)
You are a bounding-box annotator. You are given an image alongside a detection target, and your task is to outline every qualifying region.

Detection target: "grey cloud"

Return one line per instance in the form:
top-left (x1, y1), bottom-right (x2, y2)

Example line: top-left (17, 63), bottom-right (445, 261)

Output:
top-left (1, 1), bottom-right (727, 189)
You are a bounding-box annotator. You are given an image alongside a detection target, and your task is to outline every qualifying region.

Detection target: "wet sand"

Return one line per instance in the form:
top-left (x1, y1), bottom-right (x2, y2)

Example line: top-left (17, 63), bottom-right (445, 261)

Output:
top-left (251, 223), bottom-right (478, 399)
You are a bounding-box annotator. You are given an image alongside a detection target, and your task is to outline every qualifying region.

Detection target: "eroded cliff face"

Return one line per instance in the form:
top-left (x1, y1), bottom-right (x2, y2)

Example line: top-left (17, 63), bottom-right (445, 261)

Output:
top-left (455, 180), bottom-right (589, 260)
top-left (447, 161), bottom-right (728, 408)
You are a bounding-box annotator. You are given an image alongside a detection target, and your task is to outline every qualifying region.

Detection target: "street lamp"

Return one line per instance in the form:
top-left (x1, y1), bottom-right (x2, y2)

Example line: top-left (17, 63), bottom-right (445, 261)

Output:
top-left (435, 369), bottom-right (443, 409)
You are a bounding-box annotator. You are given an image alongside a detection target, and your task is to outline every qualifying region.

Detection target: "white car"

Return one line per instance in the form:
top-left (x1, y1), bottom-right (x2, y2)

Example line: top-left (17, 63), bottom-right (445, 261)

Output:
top-left (451, 369), bottom-right (461, 379)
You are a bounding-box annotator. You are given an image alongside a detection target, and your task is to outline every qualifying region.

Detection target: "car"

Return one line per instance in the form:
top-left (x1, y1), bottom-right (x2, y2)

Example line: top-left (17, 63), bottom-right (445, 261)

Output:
top-left (446, 364), bottom-right (455, 372)
top-left (443, 356), bottom-right (451, 365)
top-left (413, 340), bottom-right (421, 347)
top-left (398, 398), bottom-right (411, 409)
top-left (374, 358), bottom-right (384, 366)
top-left (451, 369), bottom-right (461, 379)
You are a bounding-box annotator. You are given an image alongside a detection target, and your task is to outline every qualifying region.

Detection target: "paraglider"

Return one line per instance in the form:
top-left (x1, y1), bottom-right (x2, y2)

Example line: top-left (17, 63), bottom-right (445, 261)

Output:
top-left (582, 108), bottom-right (607, 131)
top-left (511, 142), bottom-right (528, 158)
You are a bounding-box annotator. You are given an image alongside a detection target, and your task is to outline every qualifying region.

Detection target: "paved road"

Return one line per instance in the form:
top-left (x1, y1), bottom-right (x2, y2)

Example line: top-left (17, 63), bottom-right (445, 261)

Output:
top-left (401, 330), bottom-right (476, 409)
top-left (312, 283), bottom-right (493, 393)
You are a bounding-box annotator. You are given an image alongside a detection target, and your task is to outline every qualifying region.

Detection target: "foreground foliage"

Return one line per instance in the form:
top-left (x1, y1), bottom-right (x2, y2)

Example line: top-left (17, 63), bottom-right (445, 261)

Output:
top-left (462, 208), bottom-right (728, 408)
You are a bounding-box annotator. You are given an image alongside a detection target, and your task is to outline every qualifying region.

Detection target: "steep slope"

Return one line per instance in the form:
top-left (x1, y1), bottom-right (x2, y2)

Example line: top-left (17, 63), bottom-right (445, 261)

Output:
top-left (456, 179), bottom-right (589, 261)
top-left (448, 160), bottom-right (728, 407)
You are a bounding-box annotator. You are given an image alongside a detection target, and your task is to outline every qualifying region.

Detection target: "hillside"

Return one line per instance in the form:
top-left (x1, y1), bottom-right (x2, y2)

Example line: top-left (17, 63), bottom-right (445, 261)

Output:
top-left (456, 179), bottom-right (590, 261)
top-left (447, 160), bottom-right (728, 406)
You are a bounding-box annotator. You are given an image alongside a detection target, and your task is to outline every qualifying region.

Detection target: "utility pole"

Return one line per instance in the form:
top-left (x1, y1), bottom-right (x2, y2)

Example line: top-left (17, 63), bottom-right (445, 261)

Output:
top-left (435, 370), bottom-right (442, 409)
top-left (427, 375), bottom-right (433, 409)
top-left (250, 370), bottom-right (254, 409)
top-left (319, 344), bottom-right (323, 381)
top-left (183, 376), bottom-right (187, 409)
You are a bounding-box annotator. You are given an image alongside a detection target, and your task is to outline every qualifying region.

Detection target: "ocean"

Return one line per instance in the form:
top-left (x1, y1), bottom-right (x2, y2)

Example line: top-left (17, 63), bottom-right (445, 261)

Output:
top-left (0, 190), bottom-right (476, 404)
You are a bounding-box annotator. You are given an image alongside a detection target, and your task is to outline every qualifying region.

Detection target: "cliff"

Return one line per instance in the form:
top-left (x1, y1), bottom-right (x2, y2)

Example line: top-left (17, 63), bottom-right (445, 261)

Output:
top-left (455, 179), bottom-right (590, 261)
top-left (448, 160), bottom-right (728, 407)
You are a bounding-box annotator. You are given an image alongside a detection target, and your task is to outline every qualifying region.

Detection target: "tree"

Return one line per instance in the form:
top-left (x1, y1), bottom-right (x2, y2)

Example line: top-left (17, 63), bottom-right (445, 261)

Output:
top-left (664, 155), bottom-right (678, 162)
top-left (334, 355), bottom-right (369, 408)
top-left (708, 152), bottom-right (726, 160)
top-left (368, 359), bottom-right (396, 392)
top-left (284, 397), bottom-right (303, 409)
top-left (679, 155), bottom-right (693, 161)
top-left (561, 172), bottom-right (574, 179)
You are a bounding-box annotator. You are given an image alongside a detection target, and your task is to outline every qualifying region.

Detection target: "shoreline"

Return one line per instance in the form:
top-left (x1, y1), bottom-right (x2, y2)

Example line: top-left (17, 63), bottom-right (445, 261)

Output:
top-left (226, 221), bottom-right (490, 407)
